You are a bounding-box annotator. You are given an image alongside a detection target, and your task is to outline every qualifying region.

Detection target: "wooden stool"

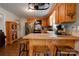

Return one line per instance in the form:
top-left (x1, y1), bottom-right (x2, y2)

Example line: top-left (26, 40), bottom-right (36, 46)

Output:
top-left (33, 45), bottom-right (51, 56)
top-left (18, 39), bottom-right (29, 56)
top-left (55, 45), bottom-right (79, 56)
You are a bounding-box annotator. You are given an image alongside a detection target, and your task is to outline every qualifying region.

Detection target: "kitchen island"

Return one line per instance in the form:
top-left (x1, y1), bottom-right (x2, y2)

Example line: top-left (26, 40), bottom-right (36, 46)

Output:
top-left (23, 33), bottom-right (79, 56)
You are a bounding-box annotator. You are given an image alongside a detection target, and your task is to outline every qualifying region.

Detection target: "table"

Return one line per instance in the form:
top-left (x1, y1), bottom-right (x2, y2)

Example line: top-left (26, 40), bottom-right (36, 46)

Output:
top-left (23, 33), bottom-right (79, 56)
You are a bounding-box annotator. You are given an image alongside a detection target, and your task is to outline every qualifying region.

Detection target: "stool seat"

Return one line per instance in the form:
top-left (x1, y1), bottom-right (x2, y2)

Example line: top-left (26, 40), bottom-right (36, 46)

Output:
top-left (33, 45), bottom-right (51, 56)
top-left (55, 45), bottom-right (79, 56)
top-left (19, 39), bottom-right (29, 44)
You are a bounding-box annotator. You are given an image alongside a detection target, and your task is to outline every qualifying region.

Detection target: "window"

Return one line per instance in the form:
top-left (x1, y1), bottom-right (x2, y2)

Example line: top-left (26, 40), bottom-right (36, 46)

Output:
top-left (49, 10), bottom-right (56, 30)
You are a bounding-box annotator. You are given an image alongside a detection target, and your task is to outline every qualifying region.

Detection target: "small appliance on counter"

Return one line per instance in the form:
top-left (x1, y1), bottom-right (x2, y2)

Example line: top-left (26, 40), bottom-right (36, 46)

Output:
top-left (55, 24), bottom-right (65, 35)
top-left (33, 20), bottom-right (42, 33)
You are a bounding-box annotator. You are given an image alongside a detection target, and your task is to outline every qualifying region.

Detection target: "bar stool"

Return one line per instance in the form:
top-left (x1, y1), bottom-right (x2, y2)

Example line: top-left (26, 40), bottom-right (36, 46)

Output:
top-left (18, 39), bottom-right (29, 56)
top-left (55, 45), bottom-right (79, 56)
top-left (33, 45), bottom-right (51, 56)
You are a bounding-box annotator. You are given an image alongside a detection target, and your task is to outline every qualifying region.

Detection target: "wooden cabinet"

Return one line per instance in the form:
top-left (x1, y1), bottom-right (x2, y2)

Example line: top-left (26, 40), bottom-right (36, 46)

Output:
top-left (55, 3), bottom-right (76, 24)
top-left (58, 4), bottom-right (66, 23)
top-left (55, 6), bottom-right (59, 24)
top-left (65, 3), bottom-right (76, 22)
top-left (42, 20), bottom-right (48, 26)
top-left (6, 21), bottom-right (17, 45)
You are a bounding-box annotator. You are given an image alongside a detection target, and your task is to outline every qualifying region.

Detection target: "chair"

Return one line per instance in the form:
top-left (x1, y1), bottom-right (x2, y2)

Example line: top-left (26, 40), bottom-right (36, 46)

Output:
top-left (32, 45), bottom-right (51, 56)
top-left (18, 39), bottom-right (29, 56)
top-left (55, 45), bottom-right (79, 56)
top-left (0, 30), bottom-right (5, 47)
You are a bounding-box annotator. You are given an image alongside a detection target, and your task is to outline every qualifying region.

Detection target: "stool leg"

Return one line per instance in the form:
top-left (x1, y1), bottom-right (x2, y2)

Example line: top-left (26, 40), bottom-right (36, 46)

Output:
top-left (26, 45), bottom-right (29, 56)
top-left (67, 54), bottom-right (69, 56)
top-left (18, 44), bottom-right (22, 56)
top-left (55, 47), bottom-right (58, 56)
top-left (59, 51), bottom-right (61, 56)
top-left (23, 43), bottom-right (25, 51)
top-left (74, 54), bottom-right (76, 56)
top-left (26, 50), bottom-right (29, 56)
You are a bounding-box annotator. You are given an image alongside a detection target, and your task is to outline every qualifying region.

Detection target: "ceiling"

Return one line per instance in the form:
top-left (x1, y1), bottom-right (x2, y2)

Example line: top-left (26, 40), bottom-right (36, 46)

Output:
top-left (0, 3), bottom-right (54, 18)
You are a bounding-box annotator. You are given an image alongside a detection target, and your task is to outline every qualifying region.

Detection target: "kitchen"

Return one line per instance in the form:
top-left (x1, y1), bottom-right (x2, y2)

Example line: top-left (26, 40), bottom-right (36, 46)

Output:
top-left (0, 3), bottom-right (79, 56)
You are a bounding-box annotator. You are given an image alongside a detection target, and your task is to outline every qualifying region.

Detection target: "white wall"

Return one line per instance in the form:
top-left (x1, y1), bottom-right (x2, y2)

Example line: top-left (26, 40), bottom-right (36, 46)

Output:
top-left (0, 7), bottom-right (27, 39)
top-left (0, 14), bottom-right (4, 32)
top-left (0, 7), bottom-right (18, 34)
top-left (19, 18), bottom-right (27, 37)
top-left (0, 7), bottom-right (18, 20)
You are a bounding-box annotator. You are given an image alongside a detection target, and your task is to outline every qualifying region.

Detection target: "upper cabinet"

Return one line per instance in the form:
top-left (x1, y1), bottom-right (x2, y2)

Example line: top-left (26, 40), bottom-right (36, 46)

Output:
top-left (59, 4), bottom-right (66, 23)
top-left (66, 4), bottom-right (76, 22)
top-left (55, 5), bottom-right (59, 24)
top-left (55, 3), bottom-right (77, 24)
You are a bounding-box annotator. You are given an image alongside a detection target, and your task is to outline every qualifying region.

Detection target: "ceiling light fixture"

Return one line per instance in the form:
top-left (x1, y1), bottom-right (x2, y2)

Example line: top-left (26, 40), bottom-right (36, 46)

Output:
top-left (28, 9), bottom-right (34, 12)
top-left (28, 3), bottom-right (50, 10)
top-left (25, 6), bottom-right (34, 12)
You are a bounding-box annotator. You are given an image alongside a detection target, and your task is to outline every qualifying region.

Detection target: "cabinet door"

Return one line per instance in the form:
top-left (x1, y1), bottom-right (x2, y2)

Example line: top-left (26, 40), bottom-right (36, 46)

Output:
top-left (42, 20), bottom-right (47, 26)
top-left (67, 3), bottom-right (76, 12)
top-left (58, 4), bottom-right (66, 23)
top-left (66, 3), bottom-right (76, 22)
top-left (55, 7), bottom-right (59, 24)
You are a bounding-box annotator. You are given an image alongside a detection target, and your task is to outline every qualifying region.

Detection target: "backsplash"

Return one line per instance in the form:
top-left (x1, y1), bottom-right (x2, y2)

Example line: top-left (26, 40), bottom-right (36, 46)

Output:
top-left (63, 23), bottom-right (79, 36)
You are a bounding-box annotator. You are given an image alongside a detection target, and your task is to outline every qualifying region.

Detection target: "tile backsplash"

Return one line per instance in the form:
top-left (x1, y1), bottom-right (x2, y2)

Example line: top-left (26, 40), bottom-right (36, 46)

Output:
top-left (63, 23), bottom-right (79, 36)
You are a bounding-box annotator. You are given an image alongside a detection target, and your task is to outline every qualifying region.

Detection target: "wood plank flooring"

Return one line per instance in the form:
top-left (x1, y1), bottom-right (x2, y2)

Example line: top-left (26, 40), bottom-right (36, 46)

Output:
top-left (0, 40), bottom-right (26, 56)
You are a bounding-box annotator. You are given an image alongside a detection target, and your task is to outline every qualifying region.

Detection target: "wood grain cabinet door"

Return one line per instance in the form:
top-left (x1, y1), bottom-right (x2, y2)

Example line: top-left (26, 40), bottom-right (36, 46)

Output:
top-left (55, 3), bottom-right (76, 24)
top-left (58, 4), bottom-right (66, 23)
top-left (55, 7), bottom-right (59, 24)
top-left (66, 3), bottom-right (76, 22)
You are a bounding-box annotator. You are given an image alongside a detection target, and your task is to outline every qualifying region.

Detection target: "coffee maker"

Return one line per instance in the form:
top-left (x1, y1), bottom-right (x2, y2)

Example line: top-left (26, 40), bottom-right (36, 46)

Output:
top-left (55, 24), bottom-right (65, 35)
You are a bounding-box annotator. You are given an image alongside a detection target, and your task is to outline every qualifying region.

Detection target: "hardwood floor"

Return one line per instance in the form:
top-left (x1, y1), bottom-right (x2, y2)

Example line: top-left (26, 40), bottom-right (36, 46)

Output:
top-left (0, 39), bottom-right (26, 56)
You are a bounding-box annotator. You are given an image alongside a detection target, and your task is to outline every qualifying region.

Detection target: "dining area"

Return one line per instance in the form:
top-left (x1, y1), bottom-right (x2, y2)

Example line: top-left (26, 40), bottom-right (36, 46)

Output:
top-left (18, 32), bottom-right (79, 56)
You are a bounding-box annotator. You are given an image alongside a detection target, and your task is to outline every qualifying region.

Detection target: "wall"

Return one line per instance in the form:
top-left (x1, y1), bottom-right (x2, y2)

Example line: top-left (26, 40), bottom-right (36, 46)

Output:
top-left (0, 7), bottom-right (18, 35)
top-left (0, 14), bottom-right (5, 32)
top-left (0, 7), bottom-right (24, 40)
top-left (0, 7), bottom-right (29, 38)
top-left (19, 18), bottom-right (27, 37)
top-left (0, 7), bottom-right (18, 21)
